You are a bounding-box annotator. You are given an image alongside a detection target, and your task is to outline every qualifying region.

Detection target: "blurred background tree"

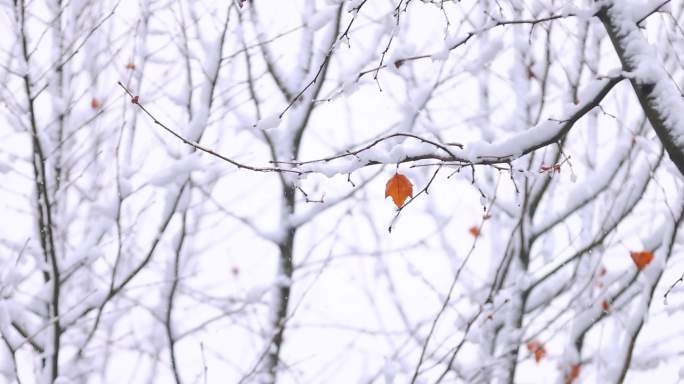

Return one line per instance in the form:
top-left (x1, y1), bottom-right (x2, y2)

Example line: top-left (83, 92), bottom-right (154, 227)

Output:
top-left (1, 1), bottom-right (683, 383)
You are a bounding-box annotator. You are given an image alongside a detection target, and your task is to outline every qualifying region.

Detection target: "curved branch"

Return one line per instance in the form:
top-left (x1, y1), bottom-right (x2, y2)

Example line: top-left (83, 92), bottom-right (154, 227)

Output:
top-left (292, 76), bottom-right (623, 175)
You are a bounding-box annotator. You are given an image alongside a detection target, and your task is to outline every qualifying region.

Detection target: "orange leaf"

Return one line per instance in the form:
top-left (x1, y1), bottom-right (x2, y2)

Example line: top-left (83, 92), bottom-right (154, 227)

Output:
top-left (468, 226), bottom-right (480, 237)
top-left (90, 98), bottom-right (100, 109)
top-left (126, 62), bottom-right (136, 70)
top-left (385, 173), bottom-right (413, 208)
top-left (601, 300), bottom-right (609, 311)
top-left (630, 251), bottom-right (653, 270)
top-left (565, 363), bottom-right (580, 384)
top-left (526, 341), bottom-right (546, 363)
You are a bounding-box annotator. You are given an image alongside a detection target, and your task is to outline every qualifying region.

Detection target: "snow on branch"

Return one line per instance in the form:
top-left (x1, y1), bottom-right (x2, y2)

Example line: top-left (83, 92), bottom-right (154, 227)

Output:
top-left (119, 74), bottom-right (622, 179)
top-left (292, 76), bottom-right (623, 176)
top-left (599, 0), bottom-right (684, 176)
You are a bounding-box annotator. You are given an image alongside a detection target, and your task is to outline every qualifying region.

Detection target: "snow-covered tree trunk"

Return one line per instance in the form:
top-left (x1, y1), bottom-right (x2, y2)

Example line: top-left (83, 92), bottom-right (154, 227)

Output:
top-left (599, 1), bottom-right (684, 176)
top-left (2, 1), bottom-right (684, 383)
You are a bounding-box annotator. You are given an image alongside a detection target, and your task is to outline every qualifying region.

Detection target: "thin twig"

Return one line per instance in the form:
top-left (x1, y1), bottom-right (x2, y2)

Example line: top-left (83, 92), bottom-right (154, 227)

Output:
top-left (117, 82), bottom-right (300, 174)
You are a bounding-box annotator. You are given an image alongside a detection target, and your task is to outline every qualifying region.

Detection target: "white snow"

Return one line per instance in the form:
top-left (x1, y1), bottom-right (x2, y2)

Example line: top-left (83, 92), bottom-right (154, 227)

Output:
top-left (255, 113), bottom-right (281, 131)
top-left (307, 6), bottom-right (337, 31)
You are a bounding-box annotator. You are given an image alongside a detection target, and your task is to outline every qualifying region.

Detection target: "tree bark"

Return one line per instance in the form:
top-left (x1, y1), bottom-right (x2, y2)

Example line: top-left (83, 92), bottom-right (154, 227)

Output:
top-left (598, 2), bottom-right (684, 176)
